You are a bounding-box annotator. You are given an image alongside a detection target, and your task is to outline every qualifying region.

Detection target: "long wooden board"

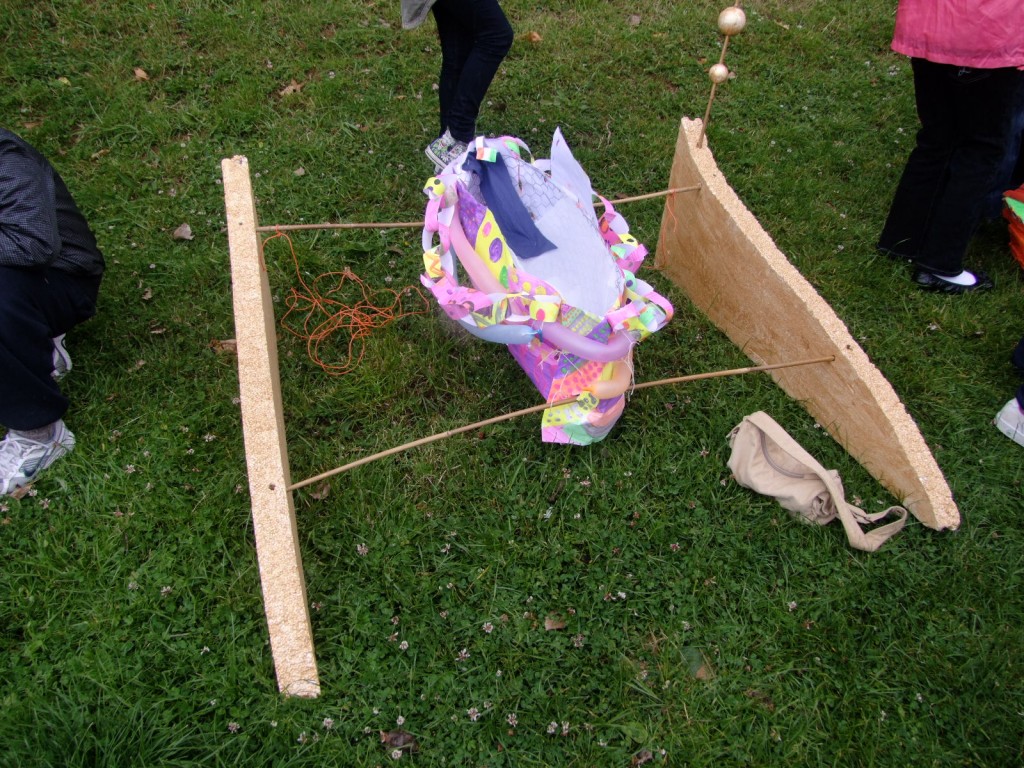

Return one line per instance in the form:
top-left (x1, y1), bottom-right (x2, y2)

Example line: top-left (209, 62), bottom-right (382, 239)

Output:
top-left (656, 118), bottom-right (958, 530)
top-left (223, 156), bottom-right (321, 696)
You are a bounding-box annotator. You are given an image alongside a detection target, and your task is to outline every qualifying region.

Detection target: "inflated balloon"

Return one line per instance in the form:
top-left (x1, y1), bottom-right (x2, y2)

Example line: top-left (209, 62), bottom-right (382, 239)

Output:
top-left (585, 360), bottom-right (633, 400)
top-left (537, 322), bottom-right (633, 363)
top-left (458, 317), bottom-right (537, 345)
top-left (420, 130), bottom-right (673, 445)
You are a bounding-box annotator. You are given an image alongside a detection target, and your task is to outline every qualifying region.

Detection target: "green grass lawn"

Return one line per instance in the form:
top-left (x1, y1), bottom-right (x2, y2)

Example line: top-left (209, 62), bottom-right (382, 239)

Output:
top-left (2, 1), bottom-right (1022, 765)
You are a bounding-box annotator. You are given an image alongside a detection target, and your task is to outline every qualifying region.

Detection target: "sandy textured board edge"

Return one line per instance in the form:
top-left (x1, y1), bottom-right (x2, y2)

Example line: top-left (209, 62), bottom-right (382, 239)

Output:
top-left (222, 156), bottom-right (322, 696)
top-left (656, 119), bottom-right (958, 531)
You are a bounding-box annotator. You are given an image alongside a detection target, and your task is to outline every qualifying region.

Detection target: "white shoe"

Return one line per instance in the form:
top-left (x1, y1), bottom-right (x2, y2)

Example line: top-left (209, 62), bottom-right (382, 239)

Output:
top-left (52, 334), bottom-right (72, 379)
top-left (0, 421), bottom-right (76, 496)
top-left (994, 398), bottom-right (1024, 448)
top-left (424, 129), bottom-right (468, 173)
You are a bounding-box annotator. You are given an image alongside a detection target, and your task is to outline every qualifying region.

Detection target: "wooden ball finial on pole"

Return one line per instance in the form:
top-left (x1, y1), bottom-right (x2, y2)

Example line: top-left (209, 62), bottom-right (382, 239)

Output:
top-left (698, 4), bottom-right (746, 147)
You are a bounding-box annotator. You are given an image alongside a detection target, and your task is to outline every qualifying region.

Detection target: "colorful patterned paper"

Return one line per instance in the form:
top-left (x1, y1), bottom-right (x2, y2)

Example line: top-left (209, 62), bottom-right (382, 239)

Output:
top-left (419, 131), bottom-right (673, 445)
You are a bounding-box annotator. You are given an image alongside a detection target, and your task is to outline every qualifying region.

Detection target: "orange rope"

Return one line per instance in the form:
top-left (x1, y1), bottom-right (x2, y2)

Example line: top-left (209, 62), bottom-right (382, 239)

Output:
top-left (264, 230), bottom-right (430, 375)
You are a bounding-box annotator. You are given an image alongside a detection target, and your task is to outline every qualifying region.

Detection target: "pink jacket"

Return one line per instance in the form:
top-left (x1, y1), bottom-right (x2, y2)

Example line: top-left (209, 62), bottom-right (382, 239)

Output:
top-left (892, 0), bottom-right (1024, 68)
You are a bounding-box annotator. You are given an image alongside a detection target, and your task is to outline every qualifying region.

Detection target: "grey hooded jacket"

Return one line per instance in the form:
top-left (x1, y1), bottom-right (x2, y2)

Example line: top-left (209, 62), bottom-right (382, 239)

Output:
top-left (401, 0), bottom-right (438, 29)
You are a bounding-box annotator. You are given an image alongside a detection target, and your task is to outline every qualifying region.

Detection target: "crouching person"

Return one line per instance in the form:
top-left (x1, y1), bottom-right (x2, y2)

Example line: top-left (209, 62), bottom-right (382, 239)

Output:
top-left (0, 128), bottom-right (104, 496)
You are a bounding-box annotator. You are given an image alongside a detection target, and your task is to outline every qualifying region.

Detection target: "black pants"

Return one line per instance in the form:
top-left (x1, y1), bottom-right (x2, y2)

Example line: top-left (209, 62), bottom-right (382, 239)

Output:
top-left (878, 59), bottom-right (1024, 275)
top-left (432, 0), bottom-right (513, 144)
top-left (985, 99), bottom-right (1024, 219)
top-left (0, 266), bottom-right (101, 431)
top-left (1014, 337), bottom-right (1024, 409)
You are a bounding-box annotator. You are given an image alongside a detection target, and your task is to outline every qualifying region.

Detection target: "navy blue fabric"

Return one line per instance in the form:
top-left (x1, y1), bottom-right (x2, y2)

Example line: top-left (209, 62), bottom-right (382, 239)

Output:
top-left (465, 153), bottom-right (555, 260)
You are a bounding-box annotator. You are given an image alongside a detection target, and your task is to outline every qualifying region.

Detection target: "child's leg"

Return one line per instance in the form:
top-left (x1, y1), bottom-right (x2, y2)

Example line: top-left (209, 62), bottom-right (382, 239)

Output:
top-left (432, 0), bottom-right (513, 143)
top-left (0, 267), bottom-right (99, 431)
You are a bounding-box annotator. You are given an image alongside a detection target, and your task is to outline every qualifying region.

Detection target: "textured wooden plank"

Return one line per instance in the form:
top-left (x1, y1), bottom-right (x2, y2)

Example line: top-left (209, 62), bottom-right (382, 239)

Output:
top-left (656, 119), bottom-right (958, 531)
top-left (222, 156), bottom-right (321, 696)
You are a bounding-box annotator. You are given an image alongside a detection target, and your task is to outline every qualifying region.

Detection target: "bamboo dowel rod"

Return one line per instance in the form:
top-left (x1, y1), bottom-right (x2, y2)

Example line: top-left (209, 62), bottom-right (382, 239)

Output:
top-left (288, 355), bottom-right (834, 491)
top-left (698, 24), bottom-right (733, 147)
top-left (255, 187), bottom-right (702, 234)
top-left (257, 221), bottom-right (423, 232)
top-left (596, 185), bottom-right (701, 205)
top-left (290, 398), bottom-right (576, 491)
top-left (630, 355), bottom-right (834, 392)
top-left (698, 82), bottom-right (719, 148)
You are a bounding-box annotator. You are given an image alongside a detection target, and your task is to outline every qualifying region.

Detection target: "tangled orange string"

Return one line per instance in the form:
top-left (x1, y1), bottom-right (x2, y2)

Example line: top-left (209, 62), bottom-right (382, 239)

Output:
top-left (264, 230), bottom-right (430, 375)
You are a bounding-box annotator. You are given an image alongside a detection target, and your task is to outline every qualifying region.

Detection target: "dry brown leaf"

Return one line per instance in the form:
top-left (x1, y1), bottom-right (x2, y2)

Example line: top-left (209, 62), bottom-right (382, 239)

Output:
top-left (90, 148), bottom-right (110, 160)
top-left (744, 689), bottom-right (776, 711)
top-left (544, 612), bottom-right (566, 631)
top-left (631, 749), bottom-right (655, 767)
top-left (172, 223), bottom-right (194, 241)
top-left (22, 120), bottom-right (42, 130)
top-left (628, 14), bottom-right (642, 26)
top-left (210, 338), bottom-right (238, 354)
top-left (10, 484), bottom-right (33, 500)
top-left (525, 30), bottom-right (542, 43)
top-left (134, 67), bottom-right (149, 81)
top-left (380, 729), bottom-right (419, 752)
top-left (694, 661), bottom-right (714, 680)
top-left (309, 482), bottom-right (331, 501)
top-left (141, 287), bottom-right (153, 301)
top-left (293, 167), bottom-right (306, 176)
top-left (279, 79), bottom-right (304, 96)
top-left (682, 646), bottom-right (715, 680)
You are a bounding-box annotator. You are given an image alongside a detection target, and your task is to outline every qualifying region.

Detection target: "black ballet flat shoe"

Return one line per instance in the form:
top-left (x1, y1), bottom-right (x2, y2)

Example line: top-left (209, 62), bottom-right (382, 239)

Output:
top-left (912, 268), bottom-right (994, 294)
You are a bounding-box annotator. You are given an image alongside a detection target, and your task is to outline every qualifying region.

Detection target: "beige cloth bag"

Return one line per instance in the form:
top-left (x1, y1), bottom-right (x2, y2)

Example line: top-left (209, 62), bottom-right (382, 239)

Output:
top-left (727, 411), bottom-right (907, 552)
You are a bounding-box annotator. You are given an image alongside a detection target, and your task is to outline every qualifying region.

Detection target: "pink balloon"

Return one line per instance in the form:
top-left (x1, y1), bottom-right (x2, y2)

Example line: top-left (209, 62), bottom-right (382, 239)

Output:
top-left (538, 322), bottom-right (633, 362)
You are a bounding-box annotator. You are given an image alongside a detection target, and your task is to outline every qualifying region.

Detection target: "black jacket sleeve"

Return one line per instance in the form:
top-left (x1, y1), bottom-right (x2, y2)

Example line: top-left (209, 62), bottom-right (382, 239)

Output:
top-left (0, 135), bottom-right (62, 270)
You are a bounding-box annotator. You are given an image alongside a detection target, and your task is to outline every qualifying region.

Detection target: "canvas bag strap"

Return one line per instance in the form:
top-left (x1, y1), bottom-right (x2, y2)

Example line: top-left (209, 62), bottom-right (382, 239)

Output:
top-left (744, 412), bottom-right (908, 553)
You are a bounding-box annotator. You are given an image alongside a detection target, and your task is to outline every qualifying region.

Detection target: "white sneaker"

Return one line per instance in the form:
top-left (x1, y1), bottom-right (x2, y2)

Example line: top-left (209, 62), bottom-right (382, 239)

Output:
top-left (0, 421), bottom-right (76, 496)
top-left (994, 398), bottom-right (1024, 448)
top-left (52, 334), bottom-right (72, 379)
top-left (424, 129), bottom-right (468, 173)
